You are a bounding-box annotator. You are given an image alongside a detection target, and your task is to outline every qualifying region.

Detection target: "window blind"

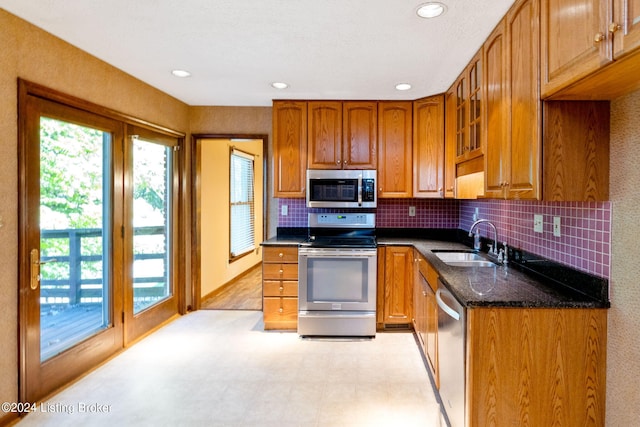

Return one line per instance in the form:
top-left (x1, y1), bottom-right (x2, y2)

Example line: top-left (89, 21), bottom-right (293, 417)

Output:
top-left (229, 148), bottom-right (255, 259)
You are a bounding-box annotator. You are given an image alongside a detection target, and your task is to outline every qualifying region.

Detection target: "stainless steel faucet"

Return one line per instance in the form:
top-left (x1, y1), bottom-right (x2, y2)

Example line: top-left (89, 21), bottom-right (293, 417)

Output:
top-left (468, 219), bottom-right (499, 256)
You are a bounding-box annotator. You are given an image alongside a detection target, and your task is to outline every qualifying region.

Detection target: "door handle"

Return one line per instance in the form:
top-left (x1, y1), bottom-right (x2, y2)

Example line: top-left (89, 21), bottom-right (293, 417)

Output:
top-left (30, 249), bottom-right (57, 290)
top-left (435, 288), bottom-right (460, 321)
top-left (30, 248), bottom-right (40, 290)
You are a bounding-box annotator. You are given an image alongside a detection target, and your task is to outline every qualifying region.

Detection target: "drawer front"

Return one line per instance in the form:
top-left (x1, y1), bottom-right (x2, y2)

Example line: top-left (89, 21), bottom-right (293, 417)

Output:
top-left (263, 297), bottom-right (298, 323)
top-left (263, 263), bottom-right (298, 280)
top-left (263, 280), bottom-right (298, 297)
top-left (263, 246), bottom-right (298, 263)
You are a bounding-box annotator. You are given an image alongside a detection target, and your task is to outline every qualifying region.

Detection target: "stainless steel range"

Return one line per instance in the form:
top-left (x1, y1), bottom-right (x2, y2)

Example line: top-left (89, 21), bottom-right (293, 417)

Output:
top-left (298, 213), bottom-right (377, 337)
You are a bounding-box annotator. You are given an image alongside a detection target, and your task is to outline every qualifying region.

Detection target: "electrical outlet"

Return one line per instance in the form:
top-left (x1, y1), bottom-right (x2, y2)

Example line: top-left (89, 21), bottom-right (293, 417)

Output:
top-left (553, 216), bottom-right (561, 237)
top-left (409, 206), bottom-right (416, 217)
top-left (281, 205), bottom-right (288, 216)
top-left (534, 214), bottom-right (543, 233)
top-left (473, 207), bottom-right (479, 221)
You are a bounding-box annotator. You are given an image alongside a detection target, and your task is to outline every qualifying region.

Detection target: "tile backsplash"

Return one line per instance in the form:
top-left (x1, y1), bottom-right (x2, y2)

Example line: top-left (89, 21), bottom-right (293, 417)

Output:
top-left (276, 198), bottom-right (611, 279)
top-left (460, 200), bottom-right (611, 279)
top-left (277, 198), bottom-right (459, 228)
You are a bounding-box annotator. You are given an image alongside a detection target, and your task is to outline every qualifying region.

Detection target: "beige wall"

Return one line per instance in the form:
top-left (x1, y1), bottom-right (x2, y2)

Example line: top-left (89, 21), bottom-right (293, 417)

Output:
top-left (608, 89), bottom-right (640, 425)
top-left (190, 106), bottom-right (276, 238)
top-left (200, 139), bottom-right (263, 297)
top-left (0, 9), bottom-right (190, 413)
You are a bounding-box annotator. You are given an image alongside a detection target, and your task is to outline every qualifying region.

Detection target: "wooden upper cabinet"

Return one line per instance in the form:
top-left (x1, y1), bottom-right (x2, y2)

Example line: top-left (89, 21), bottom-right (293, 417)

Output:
top-left (307, 101), bottom-right (342, 169)
top-left (484, 0), bottom-right (541, 200)
top-left (308, 101), bottom-right (377, 170)
top-left (484, 19), bottom-right (510, 199)
top-left (378, 101), bottom-right (413, 198)
top-left (413, 95), bottom-right (445, 198)
top-left (467, 51), bottom-right (483, 158)
top-left (343, 101), bottom-right (378, 169)
top-left (444, 90), bottom-right (457, 198)
top-left (506, 0), bottom-right (541, 200)
top-left (541, 0), bottom-right (613, 97)
top-left (272, 101), bottom-right (307, 197)
top-left (455, 49), bottom-right (484, 164)
top-left (614, 0), bottom-right (640, 58)
top-left (543, 101), bottom-right (610, 201)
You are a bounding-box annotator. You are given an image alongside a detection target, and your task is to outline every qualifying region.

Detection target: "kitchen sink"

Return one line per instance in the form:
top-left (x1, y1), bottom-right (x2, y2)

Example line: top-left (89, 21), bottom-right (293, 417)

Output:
top-left (432, 250), bottom-right (496, 267)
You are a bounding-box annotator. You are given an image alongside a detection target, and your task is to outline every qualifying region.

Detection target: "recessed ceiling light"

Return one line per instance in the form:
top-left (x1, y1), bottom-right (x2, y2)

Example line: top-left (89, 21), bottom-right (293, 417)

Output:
top-left (395, 83), bottom-right (412, 91)
top-left (271, 82), bottom-right (289, 89)
top-left (171, 69), bottom-right (191, 78)
top-left (416, 2), bottom-right (447, 18)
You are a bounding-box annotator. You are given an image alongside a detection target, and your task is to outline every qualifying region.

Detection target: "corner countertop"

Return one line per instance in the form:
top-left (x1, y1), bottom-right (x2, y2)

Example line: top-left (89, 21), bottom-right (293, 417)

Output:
top-left (260, 232), bottom-right (609, 310)
top-left (377, 237), bottom-right (609, 309)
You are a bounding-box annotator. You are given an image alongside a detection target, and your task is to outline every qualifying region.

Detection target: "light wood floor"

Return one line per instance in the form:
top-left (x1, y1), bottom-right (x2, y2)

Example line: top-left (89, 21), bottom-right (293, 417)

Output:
top-left (201, 263), bottom-right (262, 310)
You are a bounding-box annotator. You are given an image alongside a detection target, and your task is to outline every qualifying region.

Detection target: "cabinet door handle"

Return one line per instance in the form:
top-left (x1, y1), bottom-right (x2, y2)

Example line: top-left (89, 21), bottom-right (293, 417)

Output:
top-left (594, 32), bottom-right (605, 43)
top-left (609, 22), bottom-right (621, 34)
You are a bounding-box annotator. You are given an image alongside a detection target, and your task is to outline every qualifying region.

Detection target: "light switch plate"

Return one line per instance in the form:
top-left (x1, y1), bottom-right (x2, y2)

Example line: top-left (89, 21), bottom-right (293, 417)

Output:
top-left (281, 205), bottom-right (288, 216)
top-left (553, 216), bottom-right (561, 237)
top-left (534, 214), bottom-right (543, 233)
top-left (409, 206), bottom-right (416, 217)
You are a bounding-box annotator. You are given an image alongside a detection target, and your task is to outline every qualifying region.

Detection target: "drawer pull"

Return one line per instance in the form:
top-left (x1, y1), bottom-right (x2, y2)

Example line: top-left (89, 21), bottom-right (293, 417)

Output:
top-left (279, 252), bottom-right (284, 258)
top-left (279, 269), bottom-right (284, 274)
top-left (279, 307), bottom-right (283, 313)
top-left (279, 286), bottom-right (284, 292)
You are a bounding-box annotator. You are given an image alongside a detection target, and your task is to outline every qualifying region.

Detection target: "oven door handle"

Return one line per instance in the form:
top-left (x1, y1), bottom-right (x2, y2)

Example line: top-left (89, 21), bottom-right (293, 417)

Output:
top-left (357, 175), bottom-right (363, 206)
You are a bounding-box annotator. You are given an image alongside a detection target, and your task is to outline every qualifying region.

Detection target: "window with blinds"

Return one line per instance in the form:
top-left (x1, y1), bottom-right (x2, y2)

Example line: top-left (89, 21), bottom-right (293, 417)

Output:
top-left (229, 148), bottom-right (255, 260)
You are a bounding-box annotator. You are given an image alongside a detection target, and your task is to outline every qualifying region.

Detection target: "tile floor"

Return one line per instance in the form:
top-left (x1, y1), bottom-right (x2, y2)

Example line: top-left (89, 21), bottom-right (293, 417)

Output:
top-left (17, 310), bottom-right (446, 427)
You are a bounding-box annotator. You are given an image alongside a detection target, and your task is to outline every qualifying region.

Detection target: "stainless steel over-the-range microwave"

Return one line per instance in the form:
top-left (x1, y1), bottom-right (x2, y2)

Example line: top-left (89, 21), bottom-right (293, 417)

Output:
top-left (306, 169), bottom-right (376, 208)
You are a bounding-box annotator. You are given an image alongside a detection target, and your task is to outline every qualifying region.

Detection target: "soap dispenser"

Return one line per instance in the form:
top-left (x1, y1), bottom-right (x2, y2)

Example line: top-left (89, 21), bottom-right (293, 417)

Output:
top-left (473, 228), bottom-right (481, 251)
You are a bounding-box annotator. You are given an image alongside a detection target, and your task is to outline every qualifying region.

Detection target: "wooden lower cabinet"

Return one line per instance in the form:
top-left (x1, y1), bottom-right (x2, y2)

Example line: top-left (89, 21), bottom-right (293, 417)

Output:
top-left (377, 246), bottom-right (413, 329)
top-left (413, 250), bottom-right (439, 387)
top-left (262, 246), bottom-right (298, 330)
top-left (466, 307), bottom-right (607, 426)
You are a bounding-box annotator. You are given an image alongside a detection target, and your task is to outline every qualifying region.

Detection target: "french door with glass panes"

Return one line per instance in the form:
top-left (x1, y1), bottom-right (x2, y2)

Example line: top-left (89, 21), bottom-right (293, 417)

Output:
top-left (123, 126), bottom-right (180, 343)
top-left (18, 83), bottom-right (181, 403)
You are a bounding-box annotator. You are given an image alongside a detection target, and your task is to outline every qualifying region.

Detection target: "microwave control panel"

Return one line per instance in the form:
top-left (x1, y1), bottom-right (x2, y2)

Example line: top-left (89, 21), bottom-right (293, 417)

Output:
top-left (362, 179), bottom-right (375, 201)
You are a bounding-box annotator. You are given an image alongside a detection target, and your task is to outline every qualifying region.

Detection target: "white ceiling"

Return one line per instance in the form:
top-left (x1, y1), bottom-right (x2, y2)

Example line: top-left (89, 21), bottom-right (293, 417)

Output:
top-left (1, 0), bottom-right (515, 106)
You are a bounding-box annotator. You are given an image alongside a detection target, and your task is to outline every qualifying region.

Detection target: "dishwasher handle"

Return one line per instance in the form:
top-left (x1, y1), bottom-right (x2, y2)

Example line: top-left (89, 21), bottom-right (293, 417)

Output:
top-left (436, 288), bottom-right (460, 321)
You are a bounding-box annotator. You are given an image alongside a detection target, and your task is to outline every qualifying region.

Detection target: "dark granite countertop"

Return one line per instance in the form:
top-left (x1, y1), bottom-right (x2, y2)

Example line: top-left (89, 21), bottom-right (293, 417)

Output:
top-left (262, 227), bottom-right (609, 309)
top-left (378, 237), bottom-right (610, 309)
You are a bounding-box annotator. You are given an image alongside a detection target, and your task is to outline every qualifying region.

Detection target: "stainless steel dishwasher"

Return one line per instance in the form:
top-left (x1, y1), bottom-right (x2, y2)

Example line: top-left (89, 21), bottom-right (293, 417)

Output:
top-left (436, 282), bottom-right (466, 427)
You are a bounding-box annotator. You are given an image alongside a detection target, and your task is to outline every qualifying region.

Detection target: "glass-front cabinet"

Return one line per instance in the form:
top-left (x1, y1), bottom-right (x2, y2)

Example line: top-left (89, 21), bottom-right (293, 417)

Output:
top-left (614, 0), bottom-right (640, 58)
top-left (455, 48), bottom-right (483, 163)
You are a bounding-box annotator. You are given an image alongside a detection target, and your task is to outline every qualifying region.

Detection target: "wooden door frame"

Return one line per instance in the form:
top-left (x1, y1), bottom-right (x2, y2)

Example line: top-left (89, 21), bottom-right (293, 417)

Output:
top-left (190, 134), bottom-right (269, 310)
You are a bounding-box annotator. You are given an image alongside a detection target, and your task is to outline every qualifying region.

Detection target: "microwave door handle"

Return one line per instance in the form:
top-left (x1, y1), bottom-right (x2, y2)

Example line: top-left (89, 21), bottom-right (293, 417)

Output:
top-left (358, 175), bottom-right (362, 206)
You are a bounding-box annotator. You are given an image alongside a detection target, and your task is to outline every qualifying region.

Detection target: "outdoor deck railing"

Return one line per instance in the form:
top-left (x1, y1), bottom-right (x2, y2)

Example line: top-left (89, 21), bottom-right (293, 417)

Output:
top-left (40, 226), bottom-right (167, 305)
